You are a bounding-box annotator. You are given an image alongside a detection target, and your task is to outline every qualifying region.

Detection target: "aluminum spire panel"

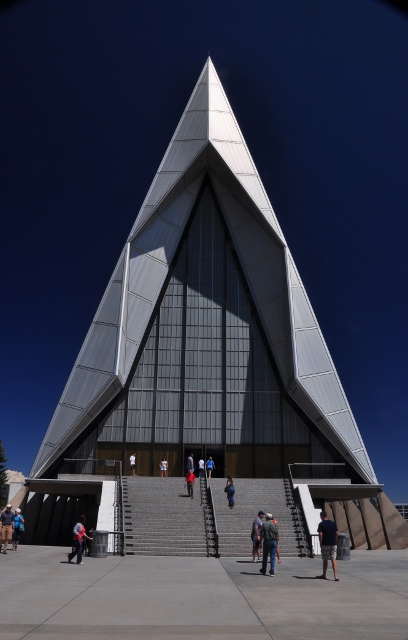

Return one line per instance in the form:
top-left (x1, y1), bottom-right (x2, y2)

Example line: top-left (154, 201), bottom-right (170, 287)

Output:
top-left (31, 59), bottom-right (377, 484)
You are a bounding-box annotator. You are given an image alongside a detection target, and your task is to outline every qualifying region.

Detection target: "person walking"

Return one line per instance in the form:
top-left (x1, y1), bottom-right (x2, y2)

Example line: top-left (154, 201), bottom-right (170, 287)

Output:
top-left (160, 457), bottom-right (168, 477)
top-left (67, 515), bottom-right (92, 565)
top-left (259, 513), bottom-right (279, 577)
top-left (185, 469), bottom-right (195, 499)
top-left (317, 511), bottom-right (339, 581)
top-left (186, 453), bottom-right (194, 473)
top-left (251, 511), bottom-right (265, 562)
top-left (0, 504), bottom-right (14, 554)
top-left (206, 456), bottom-right (215, 478)
top-left (12, 508), bottom-right (24, 550)
top-left (129, 452), bottom-right (136, 476)
top-left (198, 457), bottom-right (205, 478)
top-left (224, 476), bottom-right (235, 508)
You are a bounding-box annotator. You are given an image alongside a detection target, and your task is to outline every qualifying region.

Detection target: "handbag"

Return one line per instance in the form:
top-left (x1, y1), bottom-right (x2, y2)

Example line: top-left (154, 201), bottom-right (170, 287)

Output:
top-left (19, 518), bottom-right (25, 532)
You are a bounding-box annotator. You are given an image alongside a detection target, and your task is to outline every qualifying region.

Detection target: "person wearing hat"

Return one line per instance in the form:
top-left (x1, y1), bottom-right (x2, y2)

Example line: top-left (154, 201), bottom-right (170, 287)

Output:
top-left (251, 511), bottom-right (265, 562)
top-left (12, 508), bottom-right (24, 551)
top-left (0, 504), bottom-right (15, 554)
top-left (259, 513), bottom-right (279, 576)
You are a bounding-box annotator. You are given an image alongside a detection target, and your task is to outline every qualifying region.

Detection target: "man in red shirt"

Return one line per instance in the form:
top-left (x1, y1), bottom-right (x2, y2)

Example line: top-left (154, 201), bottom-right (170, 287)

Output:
top-left (185, 470), bottom-right (195, 499)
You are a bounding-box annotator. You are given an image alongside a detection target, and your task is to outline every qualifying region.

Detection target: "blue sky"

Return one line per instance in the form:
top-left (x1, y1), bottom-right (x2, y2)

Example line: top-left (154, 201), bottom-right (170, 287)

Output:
top-left (1, 0), bottom-right (407, 500)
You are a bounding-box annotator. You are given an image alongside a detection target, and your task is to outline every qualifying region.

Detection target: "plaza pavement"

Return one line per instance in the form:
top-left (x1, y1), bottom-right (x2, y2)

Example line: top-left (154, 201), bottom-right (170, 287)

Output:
top-left (0, 547), bottom-right (407, 640)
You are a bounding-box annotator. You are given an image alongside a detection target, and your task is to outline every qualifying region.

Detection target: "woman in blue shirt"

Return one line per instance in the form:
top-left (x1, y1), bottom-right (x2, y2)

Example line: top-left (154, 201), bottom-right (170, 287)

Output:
top-left (206, 457), bottom-right (215, 478)
top-left (13, 508), bottom-right (24, 550)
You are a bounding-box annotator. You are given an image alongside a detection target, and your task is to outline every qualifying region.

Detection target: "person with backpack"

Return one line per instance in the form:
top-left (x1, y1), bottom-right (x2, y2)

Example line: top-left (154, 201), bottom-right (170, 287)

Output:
top-left (259, 513), bottom-right (279, 577)
top-left (224, 476), bottom-right (235, 508)
top-left (185, 469), bottom-right (195, 499)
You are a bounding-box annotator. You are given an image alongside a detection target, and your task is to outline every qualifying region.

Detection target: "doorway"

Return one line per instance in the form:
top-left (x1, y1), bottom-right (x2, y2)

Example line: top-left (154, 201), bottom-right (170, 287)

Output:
top-left (182, 446), bottom-right (203, 475)
top-left (204, 446), bottom-right (225, 478)
top-left (182, 445), bottom-right (225, 477)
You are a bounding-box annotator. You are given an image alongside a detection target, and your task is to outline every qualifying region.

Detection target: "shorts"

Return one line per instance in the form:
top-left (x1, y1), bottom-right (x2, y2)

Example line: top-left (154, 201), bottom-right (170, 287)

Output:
top-left (321, 545), bottom-right (337, 560)
top-left (131, 464), bottom-right (135, 470)
top-left (1, 525), bottom-right (13, 541)
top-left (252, 537), bottom-right (260, 550)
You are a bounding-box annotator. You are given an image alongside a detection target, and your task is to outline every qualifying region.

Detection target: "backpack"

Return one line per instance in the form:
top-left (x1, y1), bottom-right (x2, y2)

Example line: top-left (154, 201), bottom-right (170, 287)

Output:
top-left (263, 521), bottom-right (278, 541)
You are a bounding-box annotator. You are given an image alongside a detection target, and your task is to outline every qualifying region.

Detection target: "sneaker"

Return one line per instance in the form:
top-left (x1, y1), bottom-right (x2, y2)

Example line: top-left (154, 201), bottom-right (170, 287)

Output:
top-left (256, 557), bottom-right (261, 562)
top-left (269, 572), bottom-right (275, 577)
top-left (2, 551), bottom-right (7, 554)
top-left (67, 554), bottom-right (72, 564)
top-left (259, 568), bottom-right (266, 575)
top-left (77, 562), bottom-right (84, 565)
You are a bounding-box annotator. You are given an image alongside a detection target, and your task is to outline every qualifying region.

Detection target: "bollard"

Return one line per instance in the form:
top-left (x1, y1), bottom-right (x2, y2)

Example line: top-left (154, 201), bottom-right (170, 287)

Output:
top-left (336, 533), bottom-right (350, 560)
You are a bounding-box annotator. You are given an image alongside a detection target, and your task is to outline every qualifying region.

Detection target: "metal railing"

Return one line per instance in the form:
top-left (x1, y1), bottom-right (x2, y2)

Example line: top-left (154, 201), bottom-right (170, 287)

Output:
top-left (205, 476), bottom-right (219, 557)
top-left (114, 460), bottom-right (125, 556)
top-left (288, 465), bottom-right (314, 558)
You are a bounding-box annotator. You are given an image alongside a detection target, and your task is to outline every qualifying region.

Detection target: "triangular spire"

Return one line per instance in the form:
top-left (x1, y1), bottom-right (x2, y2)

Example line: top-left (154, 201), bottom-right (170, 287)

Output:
top-left (128, 58), bottom-right (283, 240)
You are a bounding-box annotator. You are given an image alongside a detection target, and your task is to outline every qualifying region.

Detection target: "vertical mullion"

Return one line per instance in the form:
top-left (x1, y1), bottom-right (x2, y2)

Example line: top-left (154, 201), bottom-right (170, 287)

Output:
top-left (122, 387), bottom-right (129, 477)
top-left (251, 314), bottom-right (256, 477)
top-left (151, 314), bottom-right (160, 475)
top-left (222, 218), bottom-right (227, 457)
top-left (180, 247), bottom-right (188, 446)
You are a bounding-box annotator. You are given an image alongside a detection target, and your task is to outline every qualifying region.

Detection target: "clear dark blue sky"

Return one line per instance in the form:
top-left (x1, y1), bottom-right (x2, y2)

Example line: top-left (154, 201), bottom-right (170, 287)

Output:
top-left (1, 1), bottom-right (407, 500)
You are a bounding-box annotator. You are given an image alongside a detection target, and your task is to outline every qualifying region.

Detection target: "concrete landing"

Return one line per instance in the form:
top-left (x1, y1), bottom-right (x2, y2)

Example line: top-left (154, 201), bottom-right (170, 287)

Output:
top-left (0, 547), bottom-right (407, 639)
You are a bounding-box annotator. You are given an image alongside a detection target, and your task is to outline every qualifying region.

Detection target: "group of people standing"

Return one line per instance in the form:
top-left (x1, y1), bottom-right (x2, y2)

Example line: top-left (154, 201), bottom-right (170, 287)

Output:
top-left (0, 504), bottom-right (25, 553)
top-left (129, 452), bottom-right (218, 480)
top-left (186, 454), bottom-right (215, 478)
top-left (250, 509), bottom-right (340, 580)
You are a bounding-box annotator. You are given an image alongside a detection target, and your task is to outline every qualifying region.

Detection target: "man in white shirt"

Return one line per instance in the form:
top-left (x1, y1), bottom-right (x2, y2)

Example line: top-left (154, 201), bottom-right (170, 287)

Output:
top-left (129, 452), bottom-right (136, 476)
top-left (198, 458), bottom-right (205, 478)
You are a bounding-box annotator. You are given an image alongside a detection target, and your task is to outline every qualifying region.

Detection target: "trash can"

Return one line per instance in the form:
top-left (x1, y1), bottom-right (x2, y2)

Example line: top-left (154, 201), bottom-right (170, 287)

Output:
top-left (336, 533), bottom-right (350, 560)
top-left (92, 530), bottom-right (109, 558)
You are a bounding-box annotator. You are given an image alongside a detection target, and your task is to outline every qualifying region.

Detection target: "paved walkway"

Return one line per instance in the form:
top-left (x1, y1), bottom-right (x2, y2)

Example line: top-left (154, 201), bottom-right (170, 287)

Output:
top-left (0, 547), bottom-right (407, 639)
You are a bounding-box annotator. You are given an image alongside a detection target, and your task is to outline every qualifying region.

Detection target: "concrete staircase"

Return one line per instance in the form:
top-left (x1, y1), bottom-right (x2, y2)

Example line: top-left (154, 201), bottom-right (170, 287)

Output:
top-left (210, 478), bottom-right (310, 558)
top-left (123, 476), bottom-right (215, 556)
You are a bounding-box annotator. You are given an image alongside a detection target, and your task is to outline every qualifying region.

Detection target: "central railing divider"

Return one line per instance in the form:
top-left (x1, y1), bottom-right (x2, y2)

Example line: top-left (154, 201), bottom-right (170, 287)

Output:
top-left (205, 475), bottom-right (219, 558)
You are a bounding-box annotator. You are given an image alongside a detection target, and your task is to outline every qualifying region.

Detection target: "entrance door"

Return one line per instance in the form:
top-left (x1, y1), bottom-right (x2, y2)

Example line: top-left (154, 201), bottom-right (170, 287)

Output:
top-left (204, 445), bottom-right (225, 478)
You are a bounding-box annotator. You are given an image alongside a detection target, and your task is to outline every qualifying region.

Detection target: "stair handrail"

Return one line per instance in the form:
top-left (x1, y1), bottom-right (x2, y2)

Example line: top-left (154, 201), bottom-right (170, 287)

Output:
top-left (205, 475), bottom-right (219, 558)
top-left (114, 460), bottom-right (125, 556)
top-left (288, 465), bottom-right (313, 557)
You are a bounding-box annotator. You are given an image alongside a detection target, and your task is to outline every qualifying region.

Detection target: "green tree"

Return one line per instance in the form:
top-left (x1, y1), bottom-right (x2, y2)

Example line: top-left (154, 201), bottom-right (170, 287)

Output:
top-left (0, 440), bottom-right (8, 507)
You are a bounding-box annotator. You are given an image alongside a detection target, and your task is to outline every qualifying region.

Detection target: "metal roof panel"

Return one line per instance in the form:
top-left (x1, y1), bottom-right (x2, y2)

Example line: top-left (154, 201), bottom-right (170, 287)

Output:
top-left (295, 328), bottom-right (333, 377)
top-left (211, 141), bottom-right (254, 174)
top-left (78, 324), bottom-right (118, 373)
top-left (300, 372), bottom-right (347, 414)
